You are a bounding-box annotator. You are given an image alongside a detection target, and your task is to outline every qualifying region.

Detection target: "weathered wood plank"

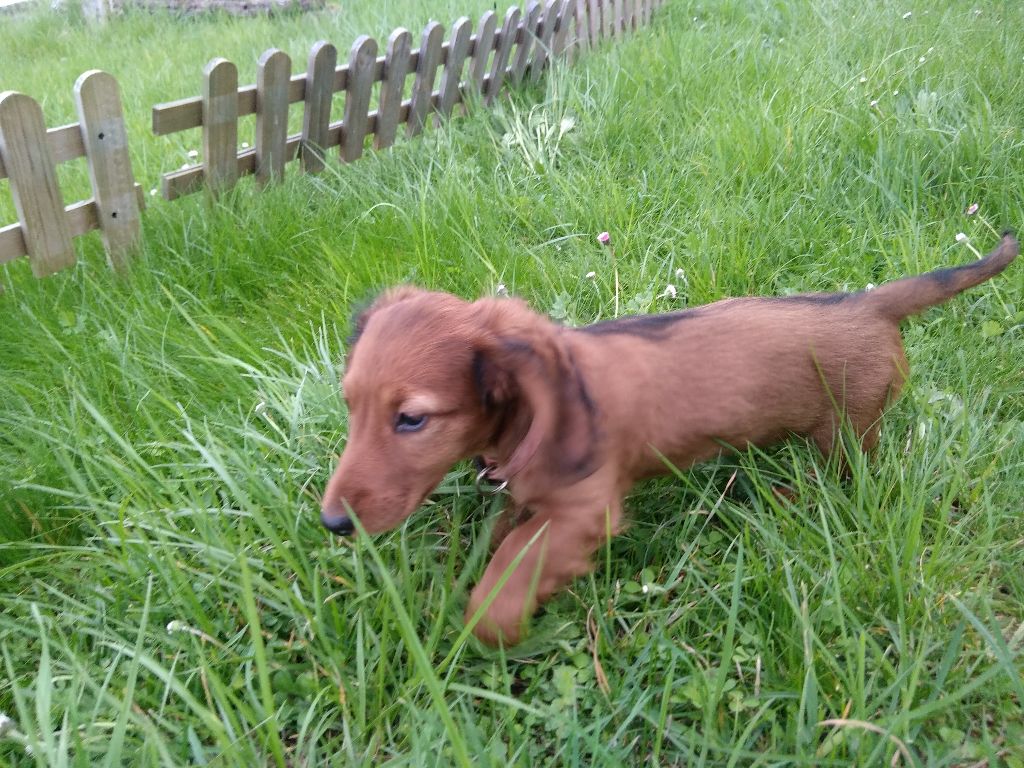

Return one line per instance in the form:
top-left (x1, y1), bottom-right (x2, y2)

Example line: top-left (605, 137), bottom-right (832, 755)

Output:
top-left (467, 11), bottom-right (497, 102)
top-left (0, 91), bottom-right (75, 277)
top-left (341, 35), bottom-right (378, 161)
top-left (437, 17), bottom-right (472, 121)
top-left (613, 0), bottom-right (624, 39)
top-left (255, 48), bottom-right (291, 184)
top-left (0, 185), bottom-right (145, 265)
top-left (553, 0), bottom-right (575, 56)
top-left (641, 0), bottom-right (650, 25)
top-left (375, 28), bottom-right (411, 149)
top-left (74, 70), bottom-right (142, 270)
top-left (162, 136), bottom-right (301, 200)
top-left (152, 76), bottom-right (303, 136)
top-left (0, 123), bottom-right (84, 180)
top-left (601, 0), bottom-right (613, 39)
top-left (530, 0), bottom-right (560, 81)
top-left (301, 40), bottom-right (337, 173)
top-left (511, 2), bottom-right (541, 86)
top-left (486, 6), bottom-right (520, 105)
top-left (202, 58), bottom-right (239, 192)
top-left (407, 22), bottom-right (444, 137)
top-left (572, 0), bottom-right (588, 50)
top-left (587, 0), bottom-right (601, 43)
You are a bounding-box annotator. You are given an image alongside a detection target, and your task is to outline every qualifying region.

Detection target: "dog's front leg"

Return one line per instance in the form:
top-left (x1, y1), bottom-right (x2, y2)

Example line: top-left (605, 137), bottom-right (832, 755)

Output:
top-left (466, 499), bottom-right (622, 646)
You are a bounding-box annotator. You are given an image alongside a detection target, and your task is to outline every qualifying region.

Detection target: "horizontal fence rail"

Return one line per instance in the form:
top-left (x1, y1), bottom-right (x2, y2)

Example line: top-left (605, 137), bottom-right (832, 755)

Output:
top-left (0, 0), bottom-right (663, 284)
top-left (0, 71), bottom-right (144, 279)
top-left (151, 0), bottom-right (664, 201)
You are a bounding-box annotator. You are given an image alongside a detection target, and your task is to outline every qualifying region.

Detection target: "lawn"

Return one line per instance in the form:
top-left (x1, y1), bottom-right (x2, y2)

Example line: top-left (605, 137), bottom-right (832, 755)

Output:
top-left (1, 0), bottom-right (1023, 765)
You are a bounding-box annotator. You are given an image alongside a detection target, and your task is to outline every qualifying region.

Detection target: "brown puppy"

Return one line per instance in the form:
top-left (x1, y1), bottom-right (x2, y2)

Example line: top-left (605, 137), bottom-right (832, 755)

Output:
top-left (321, 233), bottom-right (1018, 645)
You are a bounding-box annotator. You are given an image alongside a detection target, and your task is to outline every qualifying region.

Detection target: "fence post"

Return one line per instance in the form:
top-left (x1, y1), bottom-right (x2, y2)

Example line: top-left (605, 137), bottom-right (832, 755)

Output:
top-left (0, 92), bottom-right (75, 277)
top-left (486, 6), bottom-right (521, 106)
top-left (202, 58), bottom-right (239, 193)
top-left (375, 29), bottom-right (411, 150)
top-left (342, 36), bottom-right (377, 161)
top-left (74, 70), bottom-right (142, 271)
top-left (255, 49), bottom-right (291, 185)
top-left (467, 11), bottom-right (497, 104)
top-left (438, 17), bottom-right (472, 122)
top-left (511, 2), bottom-right (541, 86)
top-left (301, 41), bottom-right (337, 173)
top-left (553, 0), bottom-right (575, 58)
top-left (408, 22), bottom-right (444, 137)
top-left (530, 0), bottom-right (560, 82)
top-left (588, 0), bottom-right (602, 43)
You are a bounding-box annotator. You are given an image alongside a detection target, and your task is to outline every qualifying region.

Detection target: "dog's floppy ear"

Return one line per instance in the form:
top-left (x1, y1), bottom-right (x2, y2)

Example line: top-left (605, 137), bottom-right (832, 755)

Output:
top-left (472, 298), bottom-right (599, 488)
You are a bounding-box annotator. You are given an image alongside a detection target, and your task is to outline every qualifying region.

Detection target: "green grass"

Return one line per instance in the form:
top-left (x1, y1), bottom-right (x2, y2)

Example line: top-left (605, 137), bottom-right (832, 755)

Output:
top-left (2, 0), bottom-right (1024, 765)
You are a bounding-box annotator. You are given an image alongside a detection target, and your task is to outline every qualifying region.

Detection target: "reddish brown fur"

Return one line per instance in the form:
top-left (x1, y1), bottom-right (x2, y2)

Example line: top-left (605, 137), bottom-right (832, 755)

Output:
top-left (321, 234), bottom-right (1018, 645)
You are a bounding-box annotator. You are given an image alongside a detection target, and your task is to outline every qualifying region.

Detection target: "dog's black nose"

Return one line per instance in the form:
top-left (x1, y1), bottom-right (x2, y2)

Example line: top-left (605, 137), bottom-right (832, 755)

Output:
top-left (321, 512), bottom-right (355, 536)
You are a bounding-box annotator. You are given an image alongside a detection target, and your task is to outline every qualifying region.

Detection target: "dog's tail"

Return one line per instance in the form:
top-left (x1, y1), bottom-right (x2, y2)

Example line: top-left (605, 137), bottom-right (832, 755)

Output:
top-left (863, 231), bottom-right (1018, 321)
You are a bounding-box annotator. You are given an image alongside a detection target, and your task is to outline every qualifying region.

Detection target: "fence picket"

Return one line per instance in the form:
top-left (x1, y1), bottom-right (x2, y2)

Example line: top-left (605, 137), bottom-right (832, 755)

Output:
top-left (0, 92), bottom-right (75, 277)
top-left (341, 36), bottom-right (378, 161)
top-left (551, 0), bottom-right (573, 56)
top-left (467, 11), bottom-right (497, 102)
top-left (511, 2), bottom-right (541, 86)
top-left (301, 41), bottom-right (337, 173)
top-left (486, 6), bottom-right (520, 105)
top-left (571, 0), bottom-right (588, 51)
top-left (375, 29), bottom-right (411, 150)
top-left (588, 0), bottom-right (601, 43)
top-left (201, 58), bottom-right (239, 193)
top-left (74, 70), bottom-right (141, 270)
top-left (407, 22), bottom-right (444, 137)
top-left (255, 49), bottom-right (291, 184)
top-left (530, 0), bottom-right (560, 81)
top-left (438, 18), bottom-right (472, 121)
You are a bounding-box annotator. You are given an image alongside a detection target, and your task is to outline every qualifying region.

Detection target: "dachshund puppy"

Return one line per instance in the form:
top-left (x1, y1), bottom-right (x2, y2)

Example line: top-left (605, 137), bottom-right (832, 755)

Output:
top-left (321, 233), bottom-right (1018, 645)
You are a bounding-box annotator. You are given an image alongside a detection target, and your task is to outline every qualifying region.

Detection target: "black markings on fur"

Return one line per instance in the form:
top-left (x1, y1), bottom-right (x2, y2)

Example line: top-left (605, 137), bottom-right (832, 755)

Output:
top-left (761, 292), bottom-right (850, 306)
top-left (472, 350), bottom-right (491, 409)
top-left (559, 347), bottom-right (601, 479)
top-left (578, 307), bottom-right (705, 339)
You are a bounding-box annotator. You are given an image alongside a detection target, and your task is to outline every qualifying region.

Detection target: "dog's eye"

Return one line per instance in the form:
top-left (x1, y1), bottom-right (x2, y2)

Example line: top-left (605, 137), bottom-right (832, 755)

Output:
top-left (395, 412), bottom-right (427, 433)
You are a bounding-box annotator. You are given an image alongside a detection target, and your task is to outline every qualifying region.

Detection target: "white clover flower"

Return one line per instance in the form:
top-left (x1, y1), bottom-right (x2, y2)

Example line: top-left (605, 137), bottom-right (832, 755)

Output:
top-left (966, 203), bottom-right (979, 216)
top-left (893, 89), bottom-right (900, 96)
top-left (496, 283), bottom-right (508, 297)
top-left (902, 11), bottom-right (912, 19)
top-left (150, 188), bottom-right (158, 196)
top-left (0, 713), bottom-right (14, 738)
top-left (585, 271), bottom-right (597, 280)
top-left (187, 149), bottom-right (199, 159)
top-left (870, 99), bottom-right (879, 108)
top-left (859, 76), bottom-right (868, 83)
top-left (955, 232), bottom-right (968, 243)
top-left (663, 284), bottom-right (677, 299)
top-left (241, 142), bottom-right (250, 149)
top-left (865, 283), bottom-right (876, 291)
top-left (675, 267), bottom-right (685, 280)
top-left (919, 56), bottom-right (926, 63)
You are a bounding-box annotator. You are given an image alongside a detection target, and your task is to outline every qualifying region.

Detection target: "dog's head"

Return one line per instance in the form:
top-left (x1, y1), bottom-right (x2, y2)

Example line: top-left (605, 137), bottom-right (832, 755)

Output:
top-left (320, 287), bottom-right (598, 536)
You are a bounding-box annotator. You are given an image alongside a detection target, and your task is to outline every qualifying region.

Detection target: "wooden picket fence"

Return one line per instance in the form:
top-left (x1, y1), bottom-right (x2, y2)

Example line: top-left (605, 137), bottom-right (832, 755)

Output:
top-left (0, 71), bottom-right (143, 279)
top-left (0, 0), bottom-right (664, 282)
